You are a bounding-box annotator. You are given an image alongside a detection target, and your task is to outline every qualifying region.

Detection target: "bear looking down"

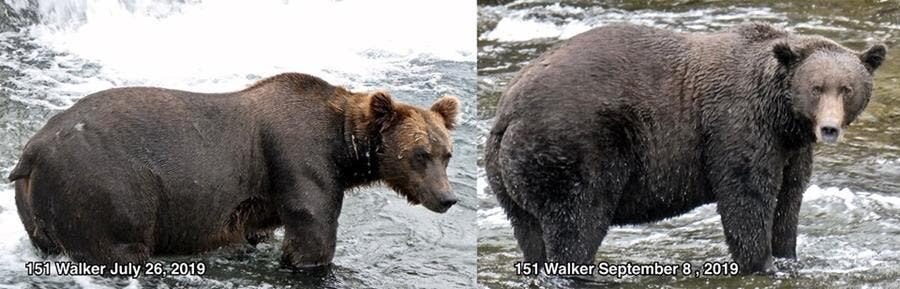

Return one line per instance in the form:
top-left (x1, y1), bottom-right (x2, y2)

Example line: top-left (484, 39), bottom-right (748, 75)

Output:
top-left (485, 23), bottom-right (886, 274)
top-left (8, 73), bottom-right (460, 269)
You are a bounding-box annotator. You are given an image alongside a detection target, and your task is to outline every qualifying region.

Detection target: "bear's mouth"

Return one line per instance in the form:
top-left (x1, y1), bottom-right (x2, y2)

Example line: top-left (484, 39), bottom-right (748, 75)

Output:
top-left (418, 188), bottom-right (458, 213)
top-left (403, 187), bottom-right (456, 214)
top-left (383, 179), bottom-right (456, 213)
top-left (421, 196), bottom-right (456, 213)
top-left (405, 193), bottom-right (422, 205)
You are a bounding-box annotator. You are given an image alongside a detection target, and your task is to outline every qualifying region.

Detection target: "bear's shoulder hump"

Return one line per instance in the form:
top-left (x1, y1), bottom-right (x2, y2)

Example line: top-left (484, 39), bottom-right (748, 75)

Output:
top-left (732, 22), bottom-right (788, 42)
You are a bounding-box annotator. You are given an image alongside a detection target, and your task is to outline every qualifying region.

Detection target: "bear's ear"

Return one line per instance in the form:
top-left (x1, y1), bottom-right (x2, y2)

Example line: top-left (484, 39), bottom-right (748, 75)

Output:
top-left (773, 41), bottom-right (798, 67)
top-left (430, 95), bottom-right (459, 130)
top-left (369, 91), bottom-right (395, 131)
top-left (860, 43), bottom-right (887, 73)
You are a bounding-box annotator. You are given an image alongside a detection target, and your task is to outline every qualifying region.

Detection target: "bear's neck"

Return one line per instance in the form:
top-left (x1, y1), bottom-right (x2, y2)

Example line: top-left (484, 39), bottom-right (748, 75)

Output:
top-left (335, 94), bottom-right (384, 189)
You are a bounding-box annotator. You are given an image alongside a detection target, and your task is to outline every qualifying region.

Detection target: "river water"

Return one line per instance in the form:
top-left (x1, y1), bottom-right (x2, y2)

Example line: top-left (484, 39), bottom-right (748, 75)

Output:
top-left (0, 0), bottom-right (476, 288)
top-left (477, 1), bottom-right (900, 288)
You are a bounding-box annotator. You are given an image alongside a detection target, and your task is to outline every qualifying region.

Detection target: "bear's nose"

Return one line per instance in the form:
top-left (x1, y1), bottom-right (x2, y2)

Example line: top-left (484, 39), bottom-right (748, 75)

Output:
top-left (820, 126), bottom-right (840, 143)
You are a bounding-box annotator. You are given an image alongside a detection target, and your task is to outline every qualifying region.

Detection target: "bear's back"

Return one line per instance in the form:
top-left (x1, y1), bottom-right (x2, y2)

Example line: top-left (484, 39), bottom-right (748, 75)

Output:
top-left (20, 84), bottom-right (265, 193)
top-left (497, 24), bottom-right (693, 131)
top-left (495, 23), bottom-right (792, 130)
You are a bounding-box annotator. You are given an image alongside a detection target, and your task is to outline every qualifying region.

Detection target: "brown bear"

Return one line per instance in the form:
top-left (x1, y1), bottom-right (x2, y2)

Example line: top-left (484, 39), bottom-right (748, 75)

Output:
top-left (7, 72), bottom-right (460, 269)
top-left (485, 23), bottom-right (886, 274)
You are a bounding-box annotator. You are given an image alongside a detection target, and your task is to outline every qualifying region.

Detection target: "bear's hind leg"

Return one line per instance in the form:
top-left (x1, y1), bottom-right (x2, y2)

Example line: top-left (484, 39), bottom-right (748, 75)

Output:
top-left (496, 188), bottom-right (545, 262)
top-left (53, 184), bottom-right (156, 265)
top-left (70, 241), bottom-right (151, 267)
top-left (533, 154), bottom-right (626, 265)
top-left (109, 242), bottom-right (152, 264)
top-left (487, 122), bottom-right (547, 262)
top-left (14, 176), bottom-right (61, 256)
top-left (539, 198), bottom-right (613, 265)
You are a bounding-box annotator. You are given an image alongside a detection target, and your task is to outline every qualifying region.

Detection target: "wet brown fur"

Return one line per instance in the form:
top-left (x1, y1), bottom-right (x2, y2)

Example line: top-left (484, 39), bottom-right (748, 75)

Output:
top-left (7, 72), bottom-right (460, 268)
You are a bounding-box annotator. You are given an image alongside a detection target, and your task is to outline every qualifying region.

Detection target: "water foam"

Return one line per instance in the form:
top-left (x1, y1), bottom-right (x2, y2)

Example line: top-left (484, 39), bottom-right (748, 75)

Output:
top-left (480, 4), bottom-right (786, 42)
top-left (477, 178), bottom-right (900, 230)
top-left (24, 0), bottom-right (475, 95)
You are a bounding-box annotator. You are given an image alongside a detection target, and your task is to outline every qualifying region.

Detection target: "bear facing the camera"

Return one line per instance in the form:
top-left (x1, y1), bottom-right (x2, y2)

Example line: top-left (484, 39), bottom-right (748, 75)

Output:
top-left (485, 23), bottom-right (885, 274)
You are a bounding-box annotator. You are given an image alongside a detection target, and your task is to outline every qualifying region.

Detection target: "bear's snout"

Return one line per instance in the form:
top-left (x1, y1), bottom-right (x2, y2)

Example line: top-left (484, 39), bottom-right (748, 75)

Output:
top-left (417, 165), bottom-right (457, 213)
top-left (419, 181), bottom-right (457, 213)
top-left (424, 192), bottom-right (458, 213)
top-left (815, 95), bottom-right (845, 144)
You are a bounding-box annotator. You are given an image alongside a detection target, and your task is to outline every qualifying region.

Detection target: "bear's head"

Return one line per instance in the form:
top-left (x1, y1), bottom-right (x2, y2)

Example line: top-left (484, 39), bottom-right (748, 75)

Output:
top-left (774, 39), bottom-right (886, 144)
top-left (364, 92), bottom-right (460, 213)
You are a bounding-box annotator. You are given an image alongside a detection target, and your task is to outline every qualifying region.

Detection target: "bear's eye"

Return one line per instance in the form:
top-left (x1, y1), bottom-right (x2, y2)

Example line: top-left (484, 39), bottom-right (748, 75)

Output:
top-left (840, 86), bottom-right (852, 96)
top-left (811, 86), bottom-right (824, 95)
top-left (414, 150), bottom-right (431, 162)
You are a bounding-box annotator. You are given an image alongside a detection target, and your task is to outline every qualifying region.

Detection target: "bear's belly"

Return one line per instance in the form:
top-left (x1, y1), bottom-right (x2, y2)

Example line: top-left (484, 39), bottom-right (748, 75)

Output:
top-left (152, 188), bottom-right (278, 254)
top-left (609, 147), bottom-right (713, 225)
top-left (610, 187), bottom-right (715, 225)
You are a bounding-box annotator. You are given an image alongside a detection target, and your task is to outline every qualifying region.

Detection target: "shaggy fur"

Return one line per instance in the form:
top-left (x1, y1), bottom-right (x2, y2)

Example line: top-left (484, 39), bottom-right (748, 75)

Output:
top-left (485, 23), bottom-right (885, 274)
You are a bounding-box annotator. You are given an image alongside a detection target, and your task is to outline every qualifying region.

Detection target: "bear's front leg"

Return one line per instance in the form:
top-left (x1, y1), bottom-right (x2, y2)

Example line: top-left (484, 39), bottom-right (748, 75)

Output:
top-left (275, 180), bottom-right (344, 270)
top-left (715, 170), bottom-right (779, 273)
top-left (772, 148), bottom-right (812, 258)
top-left (709, 146), bottom-right (782, 274)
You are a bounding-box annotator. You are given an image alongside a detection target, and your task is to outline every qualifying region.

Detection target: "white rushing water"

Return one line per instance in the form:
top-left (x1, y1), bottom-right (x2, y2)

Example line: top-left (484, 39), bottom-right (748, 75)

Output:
top-left (479, 4), bottom-right (789, 42)
top-left (7, 0), bottom-right (475, 103)
top-left (478, 175), bottom-right (900, 230)
top-left (1, 0), bottom-right (476, 288)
